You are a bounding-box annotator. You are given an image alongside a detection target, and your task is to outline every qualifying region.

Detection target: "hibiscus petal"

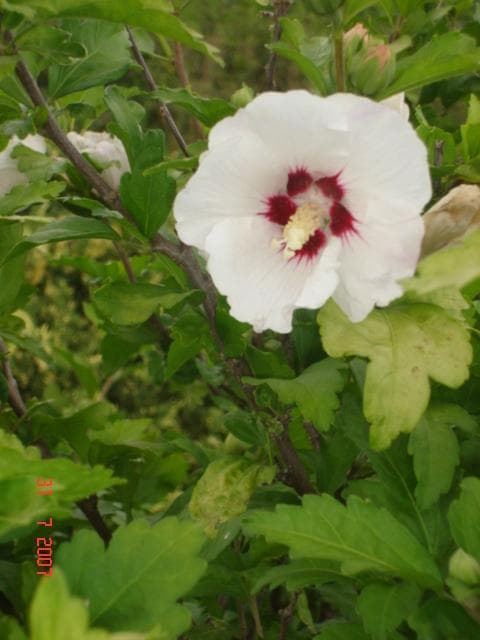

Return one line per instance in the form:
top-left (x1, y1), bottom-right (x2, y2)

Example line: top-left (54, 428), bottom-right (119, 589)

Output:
top-left (204, 216), bottom-right (338, 333)
top-left (333, 215), bottom-right (424, 321)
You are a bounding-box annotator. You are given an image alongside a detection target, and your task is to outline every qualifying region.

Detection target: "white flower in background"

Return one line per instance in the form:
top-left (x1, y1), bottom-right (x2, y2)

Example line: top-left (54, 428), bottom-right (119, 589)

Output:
top-left (174, 90), bottom-right (431, 333)
top-left (67, 131), bottom-right (130, 190)
top-left (0, 134), bottom-right (47, 197)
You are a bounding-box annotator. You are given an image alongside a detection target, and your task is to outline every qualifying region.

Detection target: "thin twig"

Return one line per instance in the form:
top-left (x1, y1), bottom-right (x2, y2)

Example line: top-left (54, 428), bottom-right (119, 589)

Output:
top-left (15, 57), bottom-right (215, 340)
top-left (250, 596), bottom-right (264, 638)
top-left (265, 0), bottom-right (291, 90)
top-left (126, 26), bottom-right (190, 157)
top-left (278, 592), bottom-right (298, 640)
top-left (273, 425), bottom-right (314, 495)
top-left (0, 338), bottom-right (27, 418)
top-left (15, 61), bottom-right (122, 211)
top-left (0, 338), bottom-right (112, 544)
top-left (173, 41), bottom-right (204, 137)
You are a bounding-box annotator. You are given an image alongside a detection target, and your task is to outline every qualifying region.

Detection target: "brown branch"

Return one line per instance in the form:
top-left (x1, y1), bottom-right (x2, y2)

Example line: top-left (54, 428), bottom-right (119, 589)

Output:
top-left (0, 338), bottom-right (27, 418)
top-left (15, 61), bottom-right (122, 211)
top-left (273, 426), bottom-right (314, 495)
top-left (278, 592), bottom-right (298, 640)
top-left (15, 57), bottom-right (212, 342)
top-left (126, 26), bottom-right (190, 157)
top-left (173, 41), bottom-right (204, 138)
top-left (0, 338), bottom-right (112, 544)
top-left (265, 0), bottom-right (291, 90)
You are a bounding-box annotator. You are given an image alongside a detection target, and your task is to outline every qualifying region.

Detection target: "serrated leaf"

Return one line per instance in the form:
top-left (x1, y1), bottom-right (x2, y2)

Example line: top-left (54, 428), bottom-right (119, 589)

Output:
top-left (30, 569), bottom-right (159, 640)
top-left (448, 477), bottom-right (480, 561)
top-left (314, 623), bottom-right (371, 639)
top-left (269, 19), bottom-right (329, 94)
top-left (245, 359), bottom-right (346, 432)
top-left (0, 180), bottom-right (65, 216)
top-left (16, 24), bottom-right (85, 64)
top-left (0, 220), bottom-right (25, 315)
top-left (8, 0), bottom-right (222, 64)
top-left (356, 582), bottom-right (421, 640)
top-left (382, 33), bottom-right (480, 97)
top-left (343, 0), bottom-right (380, 23)
top-left (152, 88), bottom-right (235, 127)
top-left (245, 494), bottom-right (442, 588)
top-left (190, 458), bottom-right (272, 536)
top-left (408, 595), bottom-right (480, 639)
top-left (48, 20), bottom-right (132, 98)
top-left (165, 312), bottom-right (211, 379)
top-left (93, 282), bottom-right (179, 326)
top-left (0, 430), bottom-right (122, 542)
top-left (119, 129), bottom-right (176, 238)
top-left (2, 215), bottom-right (118, 263)
top-left (57, 518), bottom-right (206, 635)
top-left (404, 230), bottom-right (480, 297)
top-left (408, 406), bottom-right (460, 510)
top-left (318, 301), bottom-right (472, 449)
top-left (253, 558), bottom-right (345, 593)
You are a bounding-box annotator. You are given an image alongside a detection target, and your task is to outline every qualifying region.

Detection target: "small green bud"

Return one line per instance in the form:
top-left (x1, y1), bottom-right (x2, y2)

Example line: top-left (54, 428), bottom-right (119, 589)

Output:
top-left (231, 84), bottom-right (255, 108)
top-left (348, 43), bottom-right (396, 96)
top-left (449, 548), bottom-right (480, 586)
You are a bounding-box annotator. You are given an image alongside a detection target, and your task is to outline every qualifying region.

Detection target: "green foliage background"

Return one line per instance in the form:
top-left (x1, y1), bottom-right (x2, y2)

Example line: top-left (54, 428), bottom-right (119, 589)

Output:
top-left (0, 0), bottom-right (479, 639)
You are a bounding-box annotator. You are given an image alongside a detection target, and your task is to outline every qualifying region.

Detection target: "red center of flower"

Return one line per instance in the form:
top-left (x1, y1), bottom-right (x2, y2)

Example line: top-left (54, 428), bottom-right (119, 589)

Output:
top-left (261, 167), bottom-right (357, 261)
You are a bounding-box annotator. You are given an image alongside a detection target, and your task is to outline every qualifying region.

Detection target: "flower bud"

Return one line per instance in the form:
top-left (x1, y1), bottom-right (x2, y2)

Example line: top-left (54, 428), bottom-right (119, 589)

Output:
top-left (449, 548), bottom-right (480, 586)
top-left (421, 184), bottom-right (480, 256)
top-left (231, 84), bottom-right (254, 108)
top-left (348, 42), bottom-right (396, 96)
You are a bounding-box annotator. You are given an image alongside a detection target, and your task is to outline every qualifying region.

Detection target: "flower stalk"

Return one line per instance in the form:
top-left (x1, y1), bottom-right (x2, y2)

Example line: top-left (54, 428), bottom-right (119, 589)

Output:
top-left (334, 31), bottom-right (345, 92)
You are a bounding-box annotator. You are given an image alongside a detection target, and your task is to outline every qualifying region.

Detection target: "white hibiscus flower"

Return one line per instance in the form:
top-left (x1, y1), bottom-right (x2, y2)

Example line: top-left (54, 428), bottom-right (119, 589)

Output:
top-left (67, 131), bottom-right (130, 190)
top-left (0, 134), bottom-right (47, 197)
top-left (174, 90), bottom-right (431, 333)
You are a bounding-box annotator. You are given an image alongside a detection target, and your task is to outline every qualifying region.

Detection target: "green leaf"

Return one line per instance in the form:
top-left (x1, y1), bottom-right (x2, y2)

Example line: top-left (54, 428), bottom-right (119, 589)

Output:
top-left (165, 312), bottom-right (211, 379)
top-left (224, 411), bottom-right (266, 446)
top-left (343, 0), bottom-right (380, 23)
top-left (119, 129), bottom-right (176, 238)
top-left (0, 221), bottom-right (25, 315)
top-left (0, 180), bottom-right (65, 216)
top-left (104, 86), bottom-right (144, 159)
top-left (382, 33), bottom-right (480, 97)
top-left (16, 24), bottom-right (85, 64)
top-left (356, 582), bottom-right (421, 640)
top-left (57, 518), bottom-right (206, 635)
top-left (245, 494), bottom-right (442, 588)
top-left (12, 146), bottom-right (67, 182)
top-left (408, 596), bottom-right (480, 639)
top-left (8, 0), bottom-right (222, 64)
top-left (0, 614), bottom-right (26, 640)
top-left (318, 301), bottom-right (472, 449)
top-left (245, 345), bottom-right (295, 379)
top-left (404, 230), bottom-right (480, 297)
top-left (245, 359), bottom-right (347, 432)
top-left (48, 20), bottom-right (132, 98)
top-left (269, 19), bottom-right (329, 94)
top-left (93, 282), bottom-right (178, 326)
top-left (314, 623), bottom-right (372, 639)
top-left (152, 88), bottom-right (235, 127)
top-left (448, 477), bottom-right (480, 561)
top-left (30, 569), bottom-right (158, 640)
top-left (408, 406), bottom-right (460, 510)
top-left (2, 215), bottom-right (118, 263)
top-left (253, 558), bottom-right (345, 593)
top-left (190, 458), bottom-right (273, 536)
top-left (0, 430), bottom-right (122, 542)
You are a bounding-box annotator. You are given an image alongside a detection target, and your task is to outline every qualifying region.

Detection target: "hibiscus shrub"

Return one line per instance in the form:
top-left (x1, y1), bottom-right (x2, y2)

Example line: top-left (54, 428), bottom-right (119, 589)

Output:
top-left (1, 1), bottom-right (480, 639)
